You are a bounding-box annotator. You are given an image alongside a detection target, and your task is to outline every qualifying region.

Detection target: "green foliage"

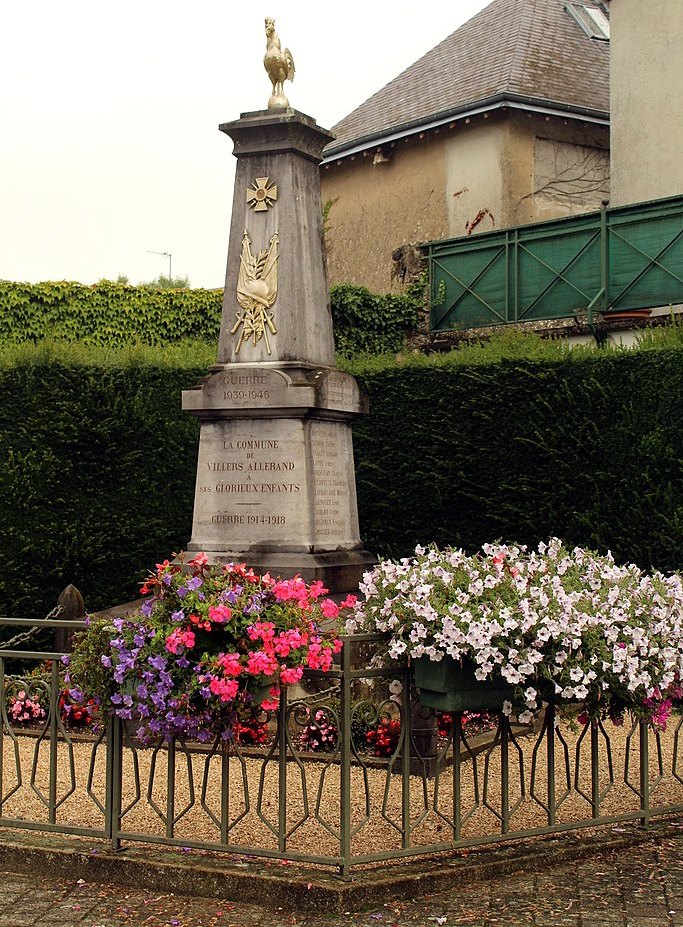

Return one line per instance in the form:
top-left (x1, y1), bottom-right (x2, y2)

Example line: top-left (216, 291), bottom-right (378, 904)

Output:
top-left (0, 280), bottom-right (222, 347)
top-left (1, 327), bottom-right (682, 622)
top-left (330, 282), bottom-right (422, 357)
top-left (351, 338), bottom-right (683, 573)
top-left (0, 279), bottom-right (424, 359)
top-left (140, 274), bottom-right (191, 290)
top-left (0, 343), bottom-right (206, 619)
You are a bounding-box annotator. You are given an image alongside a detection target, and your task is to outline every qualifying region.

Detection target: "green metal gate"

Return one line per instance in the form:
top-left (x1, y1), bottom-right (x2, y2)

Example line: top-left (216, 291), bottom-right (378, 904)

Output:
top-left (426, 195), bottom-right (683, 331)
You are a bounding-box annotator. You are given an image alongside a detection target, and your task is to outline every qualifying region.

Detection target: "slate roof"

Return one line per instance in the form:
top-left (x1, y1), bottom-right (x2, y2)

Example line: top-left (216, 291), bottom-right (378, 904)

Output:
top-left (324, 0), bottom-right (609, 160)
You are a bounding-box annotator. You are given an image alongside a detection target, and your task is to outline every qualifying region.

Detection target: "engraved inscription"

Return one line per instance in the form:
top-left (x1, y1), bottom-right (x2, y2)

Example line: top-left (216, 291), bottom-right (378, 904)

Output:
top-left (310, 422), bottom-right (347, 538)
top-left (201, 432), bottom-right (301, 531)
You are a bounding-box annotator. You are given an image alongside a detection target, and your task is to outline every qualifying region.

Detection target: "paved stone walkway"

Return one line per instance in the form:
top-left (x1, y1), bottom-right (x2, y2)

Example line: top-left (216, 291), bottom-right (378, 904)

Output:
top-left (1, 830), bottom-right (683, 926)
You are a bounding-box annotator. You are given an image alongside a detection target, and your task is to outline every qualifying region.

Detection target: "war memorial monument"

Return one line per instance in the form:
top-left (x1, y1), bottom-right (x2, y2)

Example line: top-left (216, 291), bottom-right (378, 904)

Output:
top-left (181, 19), bottom-right (374, 591)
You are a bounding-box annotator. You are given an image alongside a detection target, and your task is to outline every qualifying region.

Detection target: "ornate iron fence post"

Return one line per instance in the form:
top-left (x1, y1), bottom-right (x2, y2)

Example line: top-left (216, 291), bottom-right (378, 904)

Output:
top-left (339, 636), bottom-right (352, 877)
top-left (105, 715), bottom-right (123, 850)
top-left (640, 719), bottom-right (650, 828)
top-left (278, 687), bottom-right (288, 853)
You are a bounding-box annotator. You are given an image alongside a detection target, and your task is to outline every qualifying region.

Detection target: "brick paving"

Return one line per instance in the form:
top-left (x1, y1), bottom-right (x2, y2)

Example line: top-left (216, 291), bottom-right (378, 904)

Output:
top-left (1, 830), bottom-right (683, 926)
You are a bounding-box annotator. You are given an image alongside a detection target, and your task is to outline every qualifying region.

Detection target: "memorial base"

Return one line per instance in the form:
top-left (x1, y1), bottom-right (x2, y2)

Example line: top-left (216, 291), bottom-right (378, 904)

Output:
top-left (180, 546), bottom-right (375, 593)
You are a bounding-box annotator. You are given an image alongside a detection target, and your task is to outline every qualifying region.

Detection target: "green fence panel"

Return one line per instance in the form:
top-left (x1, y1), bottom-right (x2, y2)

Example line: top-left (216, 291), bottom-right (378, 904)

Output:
top-left (427, 195), bottom-right (683, 331)
top-left (515, 214), bottom-right (602, 323)
top-left (608, 198), bottom-right (683, 312)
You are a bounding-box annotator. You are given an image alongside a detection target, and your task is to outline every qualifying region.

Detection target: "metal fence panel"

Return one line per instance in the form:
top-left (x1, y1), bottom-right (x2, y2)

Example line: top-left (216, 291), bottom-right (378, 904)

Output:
top-left (427, 195), bottom-right (683, 332)
top-left (2, 621), bottom-right (683, 875)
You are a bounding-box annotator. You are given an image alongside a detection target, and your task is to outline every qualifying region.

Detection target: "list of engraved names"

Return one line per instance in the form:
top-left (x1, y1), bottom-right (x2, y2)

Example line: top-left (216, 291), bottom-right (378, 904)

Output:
top-left (310, 422), bottom-right (348, 538)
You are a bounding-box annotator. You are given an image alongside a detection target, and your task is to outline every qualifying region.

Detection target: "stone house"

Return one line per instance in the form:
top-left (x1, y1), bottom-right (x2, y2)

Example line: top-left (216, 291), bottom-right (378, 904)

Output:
top-left (320, 0), bottom-right (611, 292)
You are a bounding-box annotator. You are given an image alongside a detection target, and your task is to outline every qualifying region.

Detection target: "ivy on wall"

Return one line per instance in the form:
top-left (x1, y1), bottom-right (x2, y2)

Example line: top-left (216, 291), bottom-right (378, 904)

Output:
top-left (0, 281), bottom-right (223, 346)
top-left (0, 280), bottom-right (424, 357)
top-left (330, 281), bottom-right (423, 357)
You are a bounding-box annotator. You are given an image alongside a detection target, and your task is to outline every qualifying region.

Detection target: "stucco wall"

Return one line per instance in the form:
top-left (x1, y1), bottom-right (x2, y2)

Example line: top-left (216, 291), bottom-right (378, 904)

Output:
top-left (321, 114), bottom-right (609, 291)
top-left (506, 114), bottom-right (609, 224)
top-left (444, 120), bottom-right (506, 240)
top-left (610, 0), bottom-right (683, 205)
top-left (320, 134), bottom-right (448, 292)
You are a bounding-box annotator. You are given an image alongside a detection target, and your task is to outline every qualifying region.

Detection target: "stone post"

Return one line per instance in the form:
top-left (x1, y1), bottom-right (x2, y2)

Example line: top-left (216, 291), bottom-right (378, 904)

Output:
top-left (181, 108), bottom-right (374, 591)
top-left (54, 584), bottom-right (84, 654)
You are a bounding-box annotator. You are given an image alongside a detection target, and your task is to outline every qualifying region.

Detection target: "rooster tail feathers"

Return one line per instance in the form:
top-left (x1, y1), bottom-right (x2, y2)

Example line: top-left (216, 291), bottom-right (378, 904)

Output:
top-left (285, 49), bottom-right (295, 81)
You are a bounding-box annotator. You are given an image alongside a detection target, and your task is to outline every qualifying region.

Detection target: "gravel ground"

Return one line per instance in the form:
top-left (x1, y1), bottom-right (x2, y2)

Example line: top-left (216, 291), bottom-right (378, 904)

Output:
top-left (1, 716), bottom-right (682, 862)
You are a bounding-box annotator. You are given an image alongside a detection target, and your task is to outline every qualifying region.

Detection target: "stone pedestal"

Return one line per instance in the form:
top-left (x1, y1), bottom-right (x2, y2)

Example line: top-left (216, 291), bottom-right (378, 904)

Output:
top-left (181, 109), bottom-right (374, 591)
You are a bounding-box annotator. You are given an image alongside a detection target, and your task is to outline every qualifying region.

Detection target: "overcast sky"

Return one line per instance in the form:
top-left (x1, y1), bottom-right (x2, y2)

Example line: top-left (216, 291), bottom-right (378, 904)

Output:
top-left (1, 1), bottom-right (489, 288)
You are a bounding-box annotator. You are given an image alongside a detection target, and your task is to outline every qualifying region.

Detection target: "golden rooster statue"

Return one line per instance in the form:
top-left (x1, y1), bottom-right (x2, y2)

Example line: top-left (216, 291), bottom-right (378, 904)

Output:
top-left (264, 18), bottom-right (294, 110)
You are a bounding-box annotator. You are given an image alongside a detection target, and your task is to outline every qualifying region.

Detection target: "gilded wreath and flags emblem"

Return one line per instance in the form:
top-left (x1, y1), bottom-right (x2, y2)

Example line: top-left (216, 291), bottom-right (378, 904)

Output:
top-left (231, 229), bottom-right (279, 354)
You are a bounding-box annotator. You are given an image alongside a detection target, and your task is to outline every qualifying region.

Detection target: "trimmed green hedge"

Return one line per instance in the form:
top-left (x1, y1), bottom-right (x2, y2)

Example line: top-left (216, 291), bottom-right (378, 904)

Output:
top-left (1, 332), bottom-right (682, 620)
top-left (0, 280), bottom-right (422, 358)
top-left (0, 342), bottom-right (213, 618)
top-left (352, 347), bottom-right (683, 571)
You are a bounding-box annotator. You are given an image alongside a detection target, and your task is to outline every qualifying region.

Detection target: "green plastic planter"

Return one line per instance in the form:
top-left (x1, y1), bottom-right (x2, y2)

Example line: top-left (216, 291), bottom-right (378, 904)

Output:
top-left (413, 655), bottom-right (514, 712)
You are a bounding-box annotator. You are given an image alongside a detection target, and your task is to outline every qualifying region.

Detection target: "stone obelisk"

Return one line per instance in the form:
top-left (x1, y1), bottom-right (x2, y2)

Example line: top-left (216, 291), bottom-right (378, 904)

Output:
top-left (181, 20), bottom-right (374, 591)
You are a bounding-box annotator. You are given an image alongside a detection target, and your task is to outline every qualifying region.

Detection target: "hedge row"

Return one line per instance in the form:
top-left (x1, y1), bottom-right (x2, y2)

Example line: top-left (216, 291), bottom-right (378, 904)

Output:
top-left (1, 333), bottom-right (682, 620)
top-left (0, 280), bottom-right (422, 357)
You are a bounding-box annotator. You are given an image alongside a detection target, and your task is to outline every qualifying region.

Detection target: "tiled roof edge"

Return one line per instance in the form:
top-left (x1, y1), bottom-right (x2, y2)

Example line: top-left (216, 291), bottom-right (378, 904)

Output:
top-left (322, 93), bottom-right (610, 164)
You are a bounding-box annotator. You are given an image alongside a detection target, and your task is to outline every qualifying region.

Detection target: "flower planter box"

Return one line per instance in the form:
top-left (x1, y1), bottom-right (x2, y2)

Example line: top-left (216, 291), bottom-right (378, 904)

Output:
top-left (413, 655), bottom-right (514, 712)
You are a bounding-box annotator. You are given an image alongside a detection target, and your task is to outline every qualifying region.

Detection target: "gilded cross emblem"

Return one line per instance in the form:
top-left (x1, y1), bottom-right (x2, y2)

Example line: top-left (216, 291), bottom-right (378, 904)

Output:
top-left (247, 177), bottom-right (278, 211)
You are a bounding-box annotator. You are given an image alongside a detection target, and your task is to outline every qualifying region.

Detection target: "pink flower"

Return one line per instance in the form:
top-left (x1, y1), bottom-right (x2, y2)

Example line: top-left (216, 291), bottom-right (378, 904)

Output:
top-left (209, 677), bottom-right (239, 702)
top-left (260, 698), bottom-right (280, 711)
top-left (187, 552), bottom-right (208, 569)
top-left (209, 604), bottom-right (232, 623)
top-left (246, 650), bottom-right (278, 676)
top-left (308, 580), bottom-right (328, 599)
top-left (339, 594), bottom-right (357, 609)
top-left (260, 685), bottom-right (281, 710)
top-left (165, 628), bottom-right (195, 654)
top-left (273, 577), bottom-right (310, 609)
top-left (320, 599), bottom-right (339, 619)
top-left (279, 665), bottom-right (304, 685)
top-left (217, 652), bottom-right (243, 676)
top-left (274, 635), bottom-right (291, 657)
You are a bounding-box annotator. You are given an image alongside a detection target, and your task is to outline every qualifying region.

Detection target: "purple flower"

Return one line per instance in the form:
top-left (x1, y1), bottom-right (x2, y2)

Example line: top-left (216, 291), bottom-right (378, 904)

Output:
top-left (171, 609), bottom-right (184, 623)
top-left (187, 576), bottom-right (203, 591)
top-left (101, 655), bottom-right (112, 668)
top-left (176, 586), bottom-right (188, 599)
top-left (162, 573), bottom-right (173, 586)
top-left (140, 599), bottom-right (154, 617)
top-left (148, 655), bottom-right (167, 671)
